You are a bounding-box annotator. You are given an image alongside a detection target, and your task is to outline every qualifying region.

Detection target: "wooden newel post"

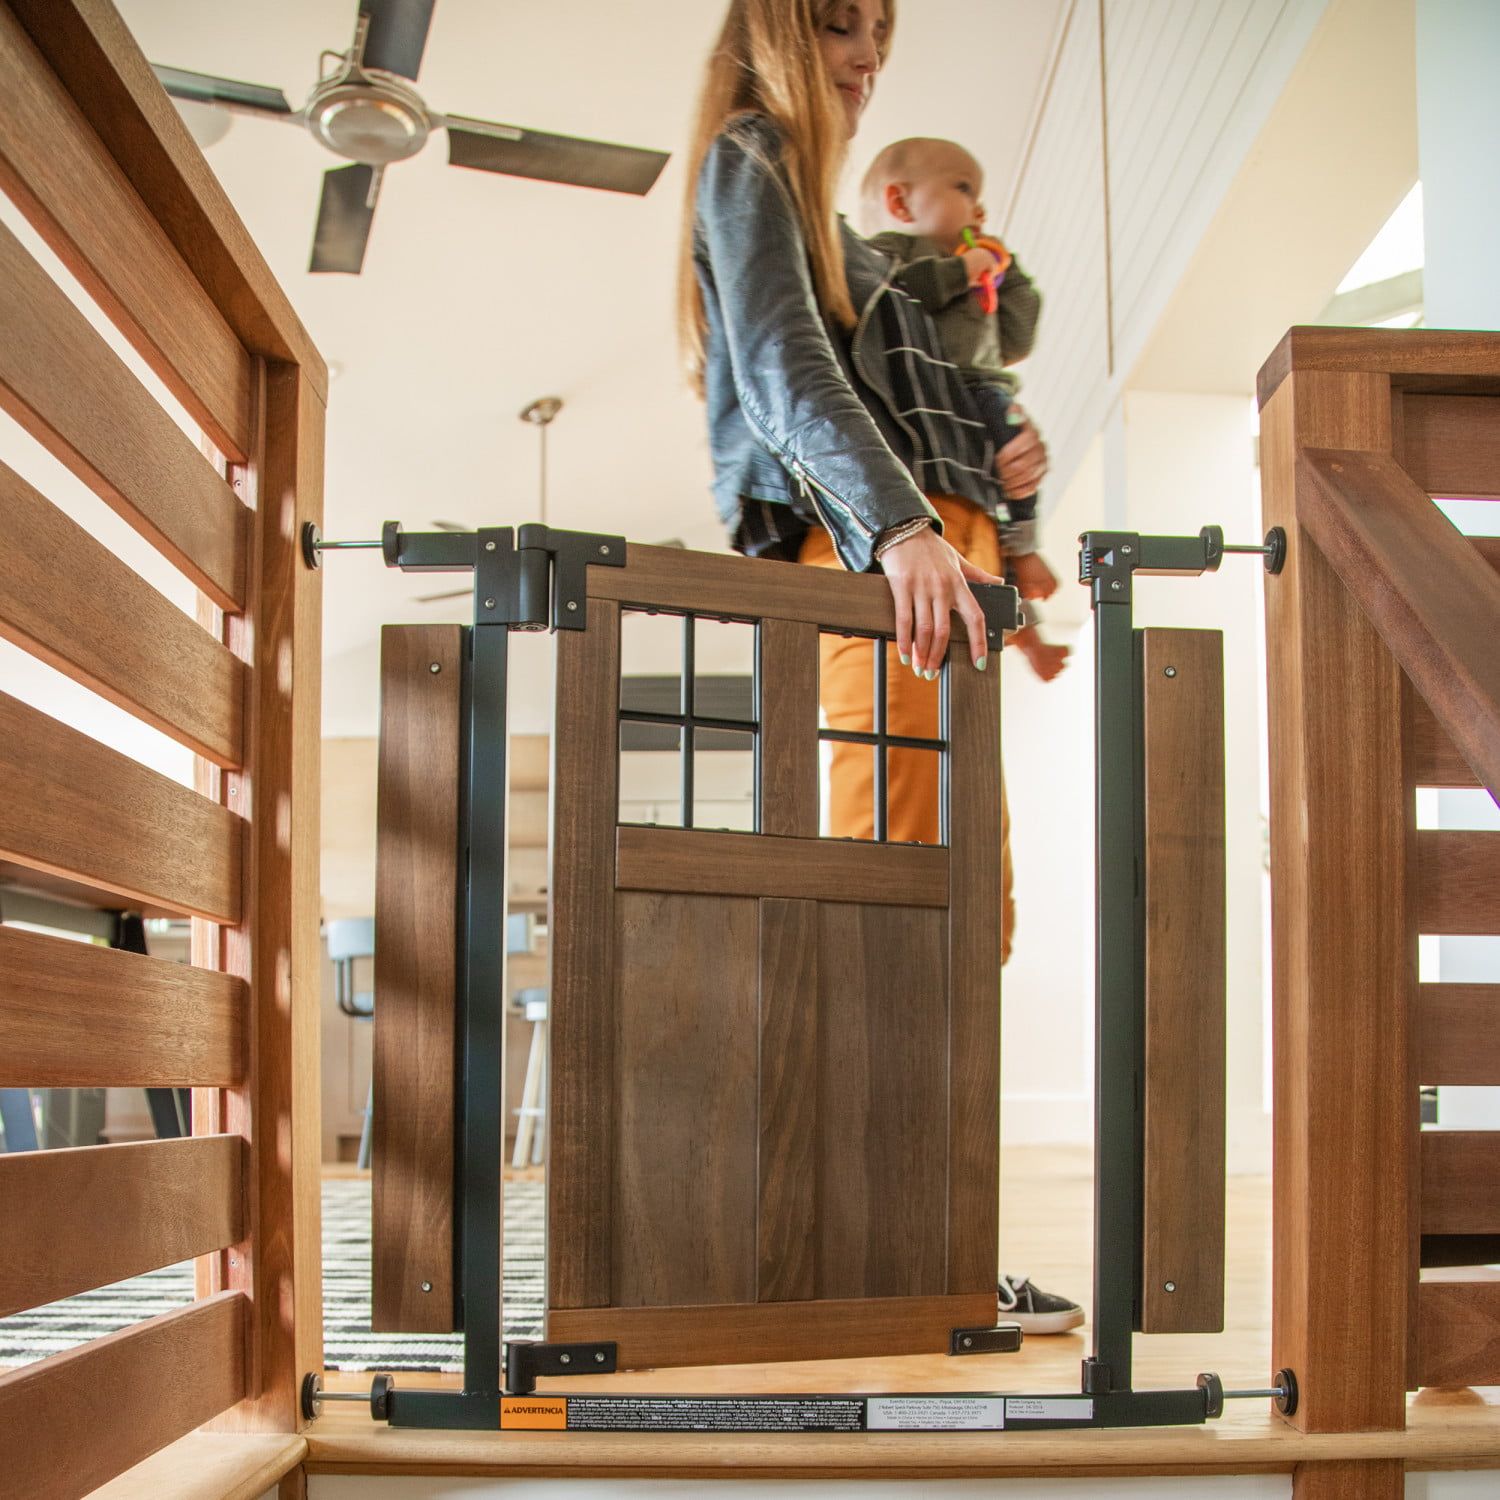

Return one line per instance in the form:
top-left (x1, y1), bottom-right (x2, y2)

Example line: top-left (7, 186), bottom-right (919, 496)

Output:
top-left (1259, 354), bottom-right (1413, 1436)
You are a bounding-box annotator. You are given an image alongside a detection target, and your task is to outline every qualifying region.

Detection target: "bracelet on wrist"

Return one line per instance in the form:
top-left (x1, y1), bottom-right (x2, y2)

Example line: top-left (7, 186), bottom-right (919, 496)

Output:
top-left (873, 517), bottom-right (932, 560)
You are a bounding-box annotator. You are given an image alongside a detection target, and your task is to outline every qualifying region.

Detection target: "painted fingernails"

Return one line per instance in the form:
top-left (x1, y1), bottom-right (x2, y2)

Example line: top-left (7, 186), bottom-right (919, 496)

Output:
top-left (977, 656), bottom-right (988, 672)
top-left (900, 652), bottom-right (911, 667)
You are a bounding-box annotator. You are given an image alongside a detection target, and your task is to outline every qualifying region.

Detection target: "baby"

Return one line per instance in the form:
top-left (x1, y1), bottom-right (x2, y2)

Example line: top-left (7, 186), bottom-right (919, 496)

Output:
top-left (861, 137), bottom-right (1068, 682)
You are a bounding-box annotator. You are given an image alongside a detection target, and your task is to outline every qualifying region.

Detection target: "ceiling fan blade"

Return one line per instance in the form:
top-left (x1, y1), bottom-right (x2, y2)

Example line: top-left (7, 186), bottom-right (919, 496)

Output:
top-left (357, 0), bottom-right (436, 80)
top-left (310, 164), bottom-right (382, 274)
top-left (153, 63), bottom-right (294, 118)
top-left (446, 117), bottom-right (669, 196)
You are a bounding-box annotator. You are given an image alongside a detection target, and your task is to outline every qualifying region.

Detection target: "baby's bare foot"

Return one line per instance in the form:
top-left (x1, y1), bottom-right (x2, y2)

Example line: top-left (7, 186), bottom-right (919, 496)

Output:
top-left (1015, 629), bottom-right (1070, 683)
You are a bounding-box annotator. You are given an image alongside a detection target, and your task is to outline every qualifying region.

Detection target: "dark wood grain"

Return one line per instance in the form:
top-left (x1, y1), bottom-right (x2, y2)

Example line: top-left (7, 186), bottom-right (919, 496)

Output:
top-left (1421, 1132), bottom-right (1500, 1236)
top-left (8, 0), bottom-right (326, 393)
top-left (817, 902), bottom-right (948, 1300)
top-left (0, 216), bottom-right (247, 610)
top-left (0, 1291), bottom-right (246, 1500)
top-left (548, 598), bottom-right (621, 1309)
top-left (1139, 629), bottom-right (1226, 1334)
top-left (944, 640), bottom-right (1002, 1295)
top-left (1260, 326), bottom-right (1500, 408)
top-left (0, 688), bottom-right (240, 921)
top-left (617, 826), bottom-right (949, 907)
top-left (1298, 446), bottom-right (1500, 802)
top-left (1399, 393), bottom-right (1500, 500)
top-left (1262, 370), bottom-right (1412, 1433)
top-left (757, 618), bottom-right (820, 837)
top-left (0, 1136), bottom-right (242, 1316)
top-left (371, 625), bottom-right (462, 1333)
top-left (1416, 830), bottom-right (1500, 934)
top-left (612, 892), bottom-right (758, 1309)
top-left (757, 898), bottom-right (819, 1302)
top-left (1415, 1277), bottom-right (1500, 1388)
top-left (0, 2), bottom-right (253, 459)
top-left (0, 458), bottom-right (244, 767)
top-left (549, 1290), bottom-right (996, 1371)
top-left (0, 923), bottom-right (245, 1087)
top-left (1418, 984), bottom-right (1500, 1085)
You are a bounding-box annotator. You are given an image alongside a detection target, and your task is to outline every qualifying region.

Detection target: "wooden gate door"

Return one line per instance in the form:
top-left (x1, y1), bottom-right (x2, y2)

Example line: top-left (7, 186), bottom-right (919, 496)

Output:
top-left (547, 543), bottom-right (1004, 1368)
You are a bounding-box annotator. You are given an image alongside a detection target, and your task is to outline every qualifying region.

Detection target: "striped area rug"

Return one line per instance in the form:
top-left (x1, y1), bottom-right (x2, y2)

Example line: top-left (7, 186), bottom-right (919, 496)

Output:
top-left (0, 1176), bottom-right (544, 1374)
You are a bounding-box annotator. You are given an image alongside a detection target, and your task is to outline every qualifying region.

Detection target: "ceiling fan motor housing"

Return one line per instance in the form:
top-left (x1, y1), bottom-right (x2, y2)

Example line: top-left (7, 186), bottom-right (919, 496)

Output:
top-left (306, 66), bottom-right (431, 165)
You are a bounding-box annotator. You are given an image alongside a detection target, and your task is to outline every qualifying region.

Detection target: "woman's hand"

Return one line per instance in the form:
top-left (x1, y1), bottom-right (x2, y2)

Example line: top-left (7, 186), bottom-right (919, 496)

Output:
top-left (878, 525), bottom-right (1003, 676)
top-left (996, 415), bottom-right (1048, 496)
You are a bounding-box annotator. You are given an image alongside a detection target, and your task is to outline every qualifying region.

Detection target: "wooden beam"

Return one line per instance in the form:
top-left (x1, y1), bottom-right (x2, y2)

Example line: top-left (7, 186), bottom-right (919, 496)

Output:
top-left (0, 217), bottom-right (247, 610)
top-left (77, 1434), bottom-right (305, 1500)
top-left (0, 1291), bottom-right (246, 1500)
top-left (1421, 1132), bottom-right (1500, 1236)
top-left (0, 689), bottom-right (240, 921)
top-left (1139, 629), bottom-right (1226, 1333)
top-left (1416, 830), bottom-right (1500, 934)
top-left (1416, 1276), bottom-right (1500, 1389)
top-left (1297, 446), bottom-right (1500, 803)
top-left (6, 0), bottom-right (326, 396)
top-left (1262, 369), bottom-right (1412, 1433)
top-left (1259, 326), bottom-right (1500, 408)
top-left (1418, 983), bottom-right (1500, 1085)
top-left (371, 625), bottom-right (461, 1333)
top-left (1399, 393), bottom-right (1500, 500)
top-left (756, 618), bottom-right (820, 838)
top-left (1291, 1460), bottom-right (1404, 1500)
top-left (1408, 693), bottom-right (1482, 788)
top-left (0, 923), bottom-right (245, 1087)
top-left (0, 459), bottom-right (244, 767)
top-left (0, 3), bottom-right (253, 460)
top-left (617, 826), bottom-right (949, 908)
top-left (0, 1136), bottom-right (242, 1316)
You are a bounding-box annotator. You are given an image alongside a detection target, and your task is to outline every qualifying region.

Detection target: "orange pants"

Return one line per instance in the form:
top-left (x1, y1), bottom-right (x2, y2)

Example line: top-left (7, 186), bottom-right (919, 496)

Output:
top-left (799, 495), bottom-right (1015, 963)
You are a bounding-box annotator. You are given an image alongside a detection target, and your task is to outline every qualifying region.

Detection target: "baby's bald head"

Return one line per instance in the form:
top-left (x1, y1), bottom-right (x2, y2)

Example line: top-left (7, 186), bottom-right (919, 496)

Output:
top-left (860, 137), bottom-right (985, 239)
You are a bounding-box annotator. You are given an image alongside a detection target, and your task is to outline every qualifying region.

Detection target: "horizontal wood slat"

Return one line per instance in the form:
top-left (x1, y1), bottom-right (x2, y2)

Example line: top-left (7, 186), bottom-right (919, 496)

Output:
top-left (549, 1290), bottom-right (996, 1370)
top-left (0, 216), bottom-right (247, 610)
top-left (0, 923), bottom-right (245, 1087)
top-left (0, 1290), bottom-right (245, 1500)
top-left (0, 1135), bottom-right (242, 1316)
top-left (1400, 394), bottom-right (1500, 500)
top-left (0, 460), bottom-right (245, 766)
top-left (8, 0), bottom-right (326, 396)
top-left (1416, 830), bottom-right (1500, 935)
top-left (0, 3), bottom-right (254, 460)
top-left (1421, 1132), bottom-right (1500, 1236)
top-left (616, 826), bottom-right (949, 908)
top-left (1298, 448), bottom-right (1500, 802)
top-left (1418, 984), bottom-right (1500, 1086)
top-left (1416, 1276), bottom-right (1500, 1389)
top-left (593, 543), bottom-right (983, 643)
top-left (0, 689), bottom-right (241, 921)
top-left (1260, 327), bottom-right (1500, 407)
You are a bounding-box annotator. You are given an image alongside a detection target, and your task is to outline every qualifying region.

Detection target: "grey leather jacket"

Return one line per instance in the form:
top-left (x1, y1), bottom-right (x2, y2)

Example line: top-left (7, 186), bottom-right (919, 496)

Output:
top-left (692, 112), bottom-right (1007, 574)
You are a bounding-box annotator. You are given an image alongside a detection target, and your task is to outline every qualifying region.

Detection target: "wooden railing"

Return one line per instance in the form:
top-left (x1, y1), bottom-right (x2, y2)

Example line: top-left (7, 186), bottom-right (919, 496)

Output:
top-left (0, 2), bottom-right (323, 1495)
top-left (1260, 329), bottom-right (1500, 1491)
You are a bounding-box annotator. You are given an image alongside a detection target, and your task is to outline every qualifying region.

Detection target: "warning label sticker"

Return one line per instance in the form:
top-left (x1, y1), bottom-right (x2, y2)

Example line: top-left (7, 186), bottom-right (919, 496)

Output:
top-left (1003, 1397), bottom-right (1095, 1422)
top-left (865, 1397), bottom-right (1005, 1431)
top-left (500, 1396), bottom-right (568, 1430)
top-left (562, 1397), bottom-right (865, 1433)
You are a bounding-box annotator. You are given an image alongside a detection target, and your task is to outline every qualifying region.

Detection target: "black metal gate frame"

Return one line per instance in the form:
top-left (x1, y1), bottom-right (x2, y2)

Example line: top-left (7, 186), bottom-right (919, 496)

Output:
top-left (298, 518), bottom-right (1293, 1435)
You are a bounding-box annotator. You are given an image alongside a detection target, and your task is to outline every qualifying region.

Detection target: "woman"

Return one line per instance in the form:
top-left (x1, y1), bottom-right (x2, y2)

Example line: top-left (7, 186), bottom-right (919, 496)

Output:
top-left (679, 0), bottom-right (1083, 1336)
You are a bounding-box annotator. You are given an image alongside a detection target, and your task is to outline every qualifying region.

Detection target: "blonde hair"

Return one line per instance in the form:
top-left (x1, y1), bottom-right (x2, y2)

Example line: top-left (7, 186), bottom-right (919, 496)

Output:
top-left (677, 0), bottom-right (895, 395)
top-left (858, 136), bottom-right (980, 234)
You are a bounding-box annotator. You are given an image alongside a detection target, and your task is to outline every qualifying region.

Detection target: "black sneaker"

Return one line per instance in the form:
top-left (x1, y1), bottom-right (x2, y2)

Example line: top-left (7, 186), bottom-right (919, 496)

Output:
top-left (997, 1274), bottom-right (1084, 1333)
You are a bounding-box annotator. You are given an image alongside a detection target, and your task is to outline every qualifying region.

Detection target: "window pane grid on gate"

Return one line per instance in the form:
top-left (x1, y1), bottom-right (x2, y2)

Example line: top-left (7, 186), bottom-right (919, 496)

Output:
top-left (817, 632), bottom-right (949, 846)
top-left (618, 609), bottom-right (759, 832)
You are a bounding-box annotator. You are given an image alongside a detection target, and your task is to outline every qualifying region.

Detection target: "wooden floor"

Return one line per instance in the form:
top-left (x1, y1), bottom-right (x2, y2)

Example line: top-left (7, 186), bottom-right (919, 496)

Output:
top-left (306, 1146), bottom-right (1500, 1479)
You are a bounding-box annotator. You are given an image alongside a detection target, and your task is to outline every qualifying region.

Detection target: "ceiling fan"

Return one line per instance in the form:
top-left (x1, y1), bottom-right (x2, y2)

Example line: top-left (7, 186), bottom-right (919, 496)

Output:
top-left (416, 396), bottom-right (683, 603)
top-left (152, 0), bottom-right (671, 275)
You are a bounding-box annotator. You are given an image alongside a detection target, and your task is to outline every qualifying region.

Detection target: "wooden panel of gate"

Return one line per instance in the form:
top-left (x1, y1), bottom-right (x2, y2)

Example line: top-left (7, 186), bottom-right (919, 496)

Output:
top-left (371, 625), bottom-right (462, 1332)
top-left (547, 545), bottom-right (1001, 1369)
top-left (0, 2), bottom-right (324, 1491)
top-left (1138, 628), bottom-right (1226, 1334)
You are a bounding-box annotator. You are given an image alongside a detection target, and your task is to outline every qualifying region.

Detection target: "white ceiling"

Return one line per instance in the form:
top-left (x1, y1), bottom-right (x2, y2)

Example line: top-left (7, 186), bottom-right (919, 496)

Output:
top-left (116, 0), bottom-right (1065, 733)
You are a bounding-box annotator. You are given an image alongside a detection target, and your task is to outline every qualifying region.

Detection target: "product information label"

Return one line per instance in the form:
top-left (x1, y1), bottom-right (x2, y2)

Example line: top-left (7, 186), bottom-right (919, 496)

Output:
top-left (562, 1396), bottom-right (866, 1433)
top-left (1003, 1397), bottom-right (1095, 1422)
top-left (865, 1397), bottom-right (1005, 1431)
top-left (500, 1396), bottom-right (568, 1430)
